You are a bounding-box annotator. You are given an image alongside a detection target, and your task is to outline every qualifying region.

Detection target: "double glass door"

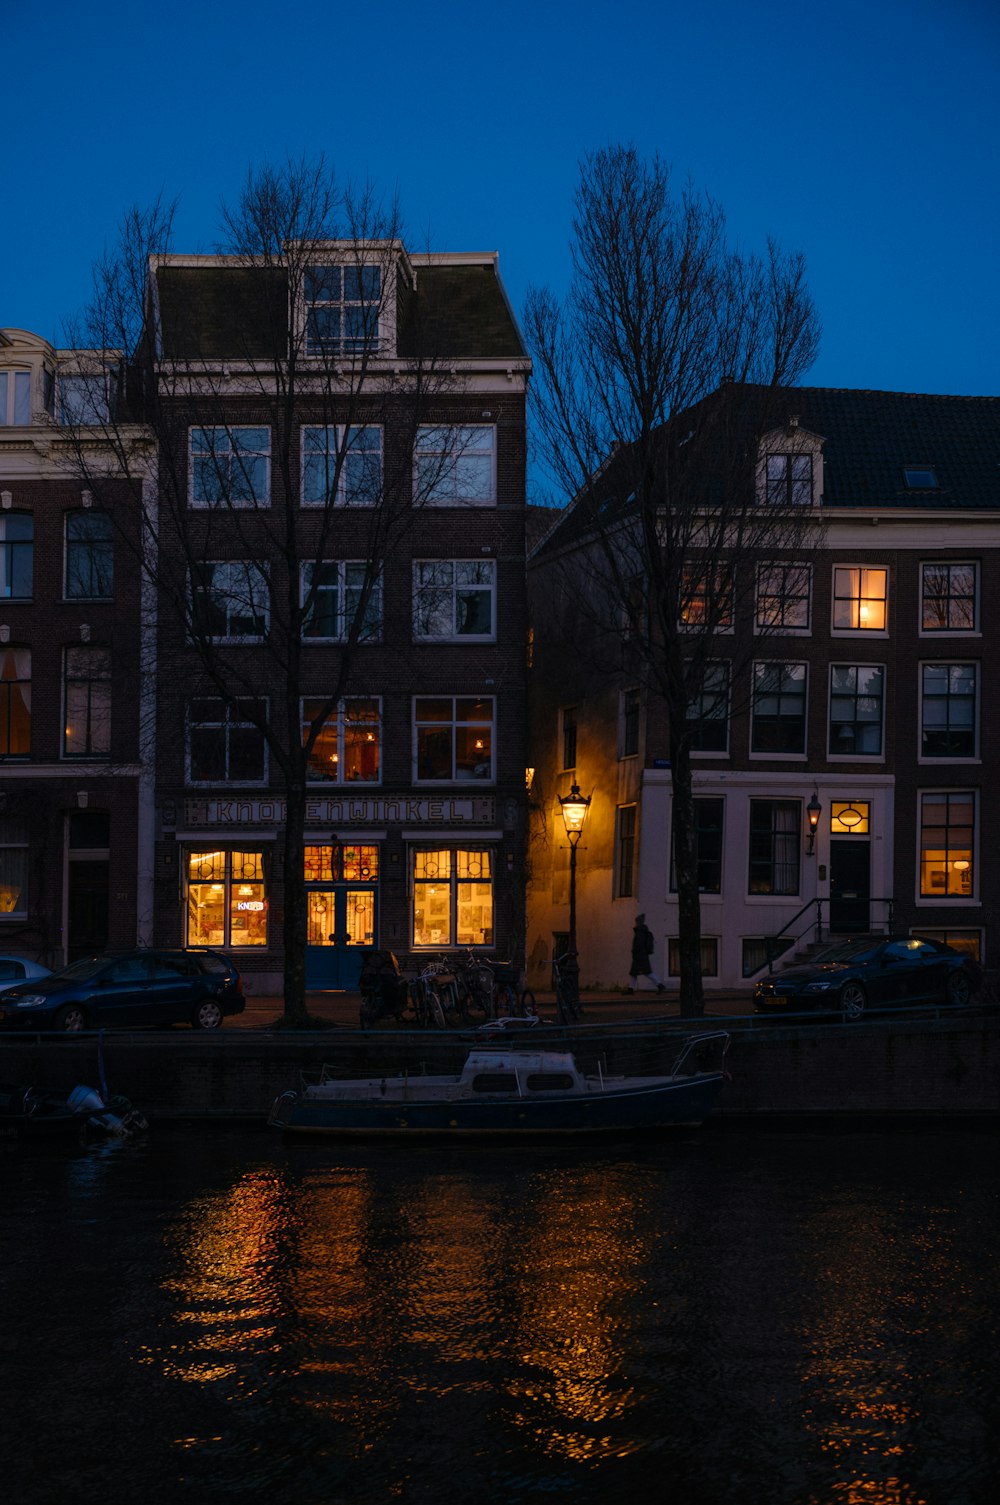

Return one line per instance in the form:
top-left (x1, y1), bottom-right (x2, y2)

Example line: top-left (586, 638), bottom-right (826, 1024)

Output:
top-left (305, 886), bottom-right (376, 988)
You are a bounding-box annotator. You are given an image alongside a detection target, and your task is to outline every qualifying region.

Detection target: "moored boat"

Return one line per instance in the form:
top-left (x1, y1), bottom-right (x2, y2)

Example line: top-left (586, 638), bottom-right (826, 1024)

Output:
top-left (0, 1082), bottom-right (147, 1141)
top-left (268, 1033), bottom-right (730, 1138)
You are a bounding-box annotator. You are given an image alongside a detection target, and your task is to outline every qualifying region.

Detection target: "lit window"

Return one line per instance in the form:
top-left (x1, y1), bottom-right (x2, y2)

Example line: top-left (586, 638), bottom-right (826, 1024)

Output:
top-left (687, 663), bottom-right (729, 753)
top-left (833, 567), bottom-right (887, 631)
top-left (414, 697), bottom-right (494, 782)
top-left (301, 426), bottom-right (383, 506)
top-left (0, 371), bottom-right (32, 426)
top-left (921, 664), bottom-right (977, 759)
top-left (65, 512), bottom-right (113, 598)
top-left (63, 647), bottom-right (111, 758)
top-left (304, 844), bottom-right (379, 882)
top-left (0, 648), bottom-right (30, 758)
top-left (910, 928), bottom-right (981, 962)
top-left (919, 792), bottom-right (974, 898)
top-left (921, 563), bottom-right (977, 632)
top-left (756, 563), bottom-right (811, 631)
top-left (412, 848), bottom-right (493, 948)
top-left (303, 698), bottom-right (380, 784)
top-left (191, 562), bottom-right (269, 642)
top-left (415, 426), bottom-right (495, 505)
top-left (0, 813), bottom-right (28, 916)
top-left (413, 560), bottom-right (495, 640)
top-left (187, 849), bottom-right (267, 948)
top-left (0, 514), bottom-right (33, 599)
top-left (765, 453), bottom-right (812, 505)
top-left (829, 665), bottom-right (884, 756)
top-left (187, 698), bottom-right (267, 785)
top-left (830, 801), bottom-right (870, 834)
top-left (301, 561), bottom-right (381, 642)
top-left (190, 427), bottom-right (270, 507)
top-left (751, 663), bottom-right (807, 754)
top-left (680, 565), bottom-right (733, 628)
top-left (304, 263), bottom-right (381, 355)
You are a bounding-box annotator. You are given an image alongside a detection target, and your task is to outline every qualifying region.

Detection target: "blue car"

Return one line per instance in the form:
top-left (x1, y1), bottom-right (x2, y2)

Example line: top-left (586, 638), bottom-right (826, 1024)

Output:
top-left (753, 934), bottom-right (978, 1020)
top-left (0, 949), bottom-right (245, 1032)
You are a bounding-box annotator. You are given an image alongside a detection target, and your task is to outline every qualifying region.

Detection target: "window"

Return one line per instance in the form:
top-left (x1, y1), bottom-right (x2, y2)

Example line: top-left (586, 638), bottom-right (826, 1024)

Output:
top-left (63, 647), bottom-right (111, 758)
top-left (413, 560), bottom-right (495, 640)
top-left (621, 688), bottom-right (640, 758)
top-left (305, 844), bottom-right (379, 882)
top-left (0, 514), bottom-right (33, 599)
top-left (670, 797), bottom-right (724, 893)
top-left (65, 511), bottom-right (113, 599)
top-left (561, 706), bottom-right (577, 770)
top-left (191, 562), bottom-right (269, 642)
top-left (186, 849), bottom-right (267, 948)
top-left (833, 567), bottom-right (887, 631)
top-left (187, 698), bottom-right (267, 784)
top-left (190, 427), bottom-right (270, 507)
top-left (0, 371), bottom-right (32, 425)
top-left (829, 666), bottom-right (884, 756)
top-left (668, 937), bottom-right (718, 976)
top-left (304, 263), bottom-right (381, 355)
top-left (765, 453), bottom-right (812, 505)
top-left (904, 466), bottom-right (938, 489)
top-left (414, 697), bottom-right (494, 782)
top-left (679, 564), bottom-right (733, 628)
top-left (58, 371), bottom-right (111, 426)
top-left (748, 800), bottom-right (801, 895)
top-left (303, 698), bottom-right (381, 783)
top-left (301, 425), bottom-right (383, 507)
top-left (616, 805), bottom-right (637, 898)
top-left (830, 801), bottom-right (870, 834)
top-left (921, 563), bottom-right (977, 632)
top-left (751, 662), bottom-right (807, 754)
top-left (412, 848), bottom-right (493, 947)
top-left (756, 563), bottom-right (811, 631)
top-left (415, 426), bottom-right (495, 505)
top-left (301, 561), bottom-right (381, 642)
top-left (687, 663), bottom-right (729, 753)
top-left (921, 664), bottom-right (977, 759)
top-left (0, 814), bottom-right (28, 916)
top-left (910, 927), bottom-right (982, 962)
top-left (0, 649), bottom-right (30, 758)
top-left (920, 792), bottom-right (975, 898)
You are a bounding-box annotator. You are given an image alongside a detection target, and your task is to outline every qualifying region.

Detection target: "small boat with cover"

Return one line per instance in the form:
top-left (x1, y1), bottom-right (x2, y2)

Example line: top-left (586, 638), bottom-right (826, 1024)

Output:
top-left (268, 1033), bottom-right (730, 1138)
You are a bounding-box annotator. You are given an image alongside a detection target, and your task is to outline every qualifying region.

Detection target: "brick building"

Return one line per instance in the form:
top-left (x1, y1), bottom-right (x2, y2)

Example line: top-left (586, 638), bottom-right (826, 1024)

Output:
top-left (526, 386), bottom-right (1000, 992)
top-left (0, 328), bottom-right (154, 967)
top-left (144, 246), bottom-right (531, 992)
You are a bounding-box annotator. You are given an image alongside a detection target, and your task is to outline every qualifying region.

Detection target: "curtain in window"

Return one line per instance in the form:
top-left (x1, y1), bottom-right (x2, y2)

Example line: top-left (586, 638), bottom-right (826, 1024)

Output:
top-left (773, 804), bottom-right (800, 893)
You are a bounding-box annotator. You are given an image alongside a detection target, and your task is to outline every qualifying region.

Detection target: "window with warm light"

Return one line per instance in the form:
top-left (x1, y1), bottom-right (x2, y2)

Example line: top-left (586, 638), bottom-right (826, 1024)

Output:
top-left (302, 698), bottom-right (380, 783)
top-left (414, 697), bottom-right (494, 782)
top-left (304, 844), bottom-right (379, 882)
top-left (833, 567), bottom-right (887, 631)
top-left (0, 813), bottom-right (28, 916)
top-left (412, 848), bottom-right (493, 947)
top-left (919, 792), bottom-right (975, 898)
top-left (186, 849), bottom-right (267, 947)
top-left (679, 564), bottom-right (733, 629)
top-left (0, 648), bottom-right (30, 758)
top-left (830, 801), bottom-right (870, 834)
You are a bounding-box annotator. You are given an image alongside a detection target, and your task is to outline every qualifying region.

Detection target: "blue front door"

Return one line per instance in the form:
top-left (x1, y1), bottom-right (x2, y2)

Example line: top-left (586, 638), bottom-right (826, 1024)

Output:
top-left (306, 886), bottom-right (376, 989)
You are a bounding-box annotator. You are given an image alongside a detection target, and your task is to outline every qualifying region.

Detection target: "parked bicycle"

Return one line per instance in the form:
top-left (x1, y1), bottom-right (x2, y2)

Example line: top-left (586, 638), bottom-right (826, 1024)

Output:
top-left (476, 956), bottom-right (538, 1021)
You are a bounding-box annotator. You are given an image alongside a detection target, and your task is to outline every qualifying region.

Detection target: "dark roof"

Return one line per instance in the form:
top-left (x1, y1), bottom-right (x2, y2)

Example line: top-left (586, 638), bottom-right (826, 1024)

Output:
top-left (155, 258), bottom-right (526, 362)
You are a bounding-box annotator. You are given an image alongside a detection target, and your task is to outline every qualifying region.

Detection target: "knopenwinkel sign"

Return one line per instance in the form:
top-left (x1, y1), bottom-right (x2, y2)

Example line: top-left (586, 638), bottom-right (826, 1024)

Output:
top-left (183, 795), bottom-right (497, 827)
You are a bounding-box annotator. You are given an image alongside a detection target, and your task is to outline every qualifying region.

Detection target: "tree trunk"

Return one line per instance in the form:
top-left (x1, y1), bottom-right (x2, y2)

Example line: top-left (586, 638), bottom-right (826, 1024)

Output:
top-left (668, 731), bottom-right (705, 1018)
top-left (282, 780), bottom-right (309, 1025)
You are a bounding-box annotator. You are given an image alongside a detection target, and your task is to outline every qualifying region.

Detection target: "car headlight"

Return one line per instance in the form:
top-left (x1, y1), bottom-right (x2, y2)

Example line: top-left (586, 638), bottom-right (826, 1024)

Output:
top-left (11, 994), bottom-right (48, 1008)
top-left (803, 980), bottom-right (836, 993)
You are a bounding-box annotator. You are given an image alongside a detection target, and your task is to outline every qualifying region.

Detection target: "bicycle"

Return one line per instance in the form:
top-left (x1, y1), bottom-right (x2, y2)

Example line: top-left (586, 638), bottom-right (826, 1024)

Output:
top-left (553, 950), bottom-right (582, 1025)
top-left (483, 958), bottom-right (538, 1021)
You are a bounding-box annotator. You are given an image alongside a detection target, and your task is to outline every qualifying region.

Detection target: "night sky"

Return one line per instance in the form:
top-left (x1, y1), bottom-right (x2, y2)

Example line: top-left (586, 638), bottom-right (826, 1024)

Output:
top-left (5, 0), bottom-right (998, 501)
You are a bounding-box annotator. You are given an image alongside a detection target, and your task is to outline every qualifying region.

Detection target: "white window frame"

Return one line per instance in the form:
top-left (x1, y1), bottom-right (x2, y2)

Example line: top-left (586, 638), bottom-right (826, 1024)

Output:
top-left (64, 510), bottom-right (114, 600)
top-left (413, 696), bottom-right (496, 784)
top-left (831, 565), bottom-right (889, 635)
top-left (414, 426), bottom-right (496, 506)
top-left (679, 563), bottom-right (734, 632)
top-left (750, 661), bottom-right (808, 759)
top-left (61, 646), bottom-right (112, 759)
top-left (0, 813), bottom-right (29, 918)
top-left (189, 426), bottom-right (271, 508)
top-left (300, 560), bottom-right (382, 643)
top-left (412, 559), bottom-right (496, 641)
top-left (0, 512), bottom-right (33, 600)
top-left (302, 697), bottom-right (382, 786)
top-left (916, 789), bottom-right (978, 904)
top-left (300, 425), bottom-right (383, 507)
top-left (919, 561), bottom-right (980, 636)
top-left (0, 369), bottom-right (33, 426)
top-left (57, 368), bottom-right (112, 426)
top-left (410, 846), bottom-right (494, 949)
top-left (185, 697), bottom-right (269, 787)
top-left (191, 561), bottom-right (270, 644)
top-left (303, 261), bottom-right (383, 357)
top-left (828, 663), bottom-right (885, 761)
top-left (918, 661), bottom-right (979, 763)
top-left (755, 562), bottom-right (812, 634)
top-left (688, 661), bottom-right (730, 757)
top-left (763, 452), bottom-right (813, 506)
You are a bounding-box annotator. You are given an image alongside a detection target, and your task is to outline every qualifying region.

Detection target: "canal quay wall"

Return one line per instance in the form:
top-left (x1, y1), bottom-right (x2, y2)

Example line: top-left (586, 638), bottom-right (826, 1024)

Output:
top-left (1, 1012), bottom-right (997, 1121)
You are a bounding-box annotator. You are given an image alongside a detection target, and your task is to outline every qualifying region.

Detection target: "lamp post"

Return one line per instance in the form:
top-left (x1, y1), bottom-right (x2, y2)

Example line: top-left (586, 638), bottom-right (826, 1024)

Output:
top-left (558, 781), bottom-right (591, 1012)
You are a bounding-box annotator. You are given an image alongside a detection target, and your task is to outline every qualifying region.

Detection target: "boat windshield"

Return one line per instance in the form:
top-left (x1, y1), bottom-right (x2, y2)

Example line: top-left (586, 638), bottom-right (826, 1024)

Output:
top-left (811, 938), bottom-right (883, 965)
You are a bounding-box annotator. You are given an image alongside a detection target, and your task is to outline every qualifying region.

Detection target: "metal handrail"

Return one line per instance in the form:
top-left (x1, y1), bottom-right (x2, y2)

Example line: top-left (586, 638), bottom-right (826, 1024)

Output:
top-left (750, 896), bottom-right (897, 978)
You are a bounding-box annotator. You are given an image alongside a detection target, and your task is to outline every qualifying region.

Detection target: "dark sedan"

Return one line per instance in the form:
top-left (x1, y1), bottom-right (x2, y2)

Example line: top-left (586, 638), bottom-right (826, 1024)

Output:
top-left (0, 949), bottom-right (245, 1032)
top-left (753, 934), bottom-right (978, 1020)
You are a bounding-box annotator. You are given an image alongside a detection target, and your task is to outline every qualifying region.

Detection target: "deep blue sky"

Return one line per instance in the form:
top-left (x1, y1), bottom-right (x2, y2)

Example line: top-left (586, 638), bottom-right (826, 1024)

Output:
top-left (5, 0), bottom-right (998, 501)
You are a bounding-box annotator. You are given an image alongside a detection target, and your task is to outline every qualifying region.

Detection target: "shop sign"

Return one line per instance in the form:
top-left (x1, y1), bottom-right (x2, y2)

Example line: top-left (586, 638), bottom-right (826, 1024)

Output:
top-left (184, 795), bottom-right (497, 827)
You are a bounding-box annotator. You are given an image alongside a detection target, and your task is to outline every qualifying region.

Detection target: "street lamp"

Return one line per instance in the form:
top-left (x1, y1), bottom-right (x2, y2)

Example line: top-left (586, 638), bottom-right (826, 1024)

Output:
top-left (558, 781), bottom-right (591, 1012)
top-left (806, 791), bottom-right (822, 855)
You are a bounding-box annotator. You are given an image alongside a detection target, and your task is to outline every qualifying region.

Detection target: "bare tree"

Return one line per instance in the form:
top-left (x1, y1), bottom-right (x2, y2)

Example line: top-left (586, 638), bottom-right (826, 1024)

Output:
top-left (524, 146), bottom-right (821, 1016)
top-left (62, 157), bottom-right (467, 1023)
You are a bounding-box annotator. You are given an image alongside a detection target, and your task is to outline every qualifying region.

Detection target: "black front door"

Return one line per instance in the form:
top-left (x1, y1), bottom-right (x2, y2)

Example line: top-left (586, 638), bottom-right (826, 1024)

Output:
top-left (829, 841), bottom-right (870, 934)
top-left (67, 859), bottom-right (110, 960)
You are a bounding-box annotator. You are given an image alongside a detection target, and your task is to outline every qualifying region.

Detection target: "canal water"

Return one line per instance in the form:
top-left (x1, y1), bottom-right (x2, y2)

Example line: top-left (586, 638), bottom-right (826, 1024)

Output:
top-left (3, 1123), bottom-right (997, 1505)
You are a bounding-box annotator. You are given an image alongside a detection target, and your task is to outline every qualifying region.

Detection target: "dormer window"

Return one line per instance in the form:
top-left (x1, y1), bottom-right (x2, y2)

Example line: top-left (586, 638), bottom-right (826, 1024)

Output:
top-left (58, 371), bottom-right (112, 426)
top-left (765, 453), bottom-right (812, 505)
top-left (0, 371), bottom-right (31, 426)
top-left (304, 264), bottom-right (381, 355)
top-left (904, 466), bottom-right (938, 490)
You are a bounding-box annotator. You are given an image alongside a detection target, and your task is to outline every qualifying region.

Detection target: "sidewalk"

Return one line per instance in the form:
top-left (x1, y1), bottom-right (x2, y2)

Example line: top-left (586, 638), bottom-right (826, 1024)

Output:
top-left (233, 988), bottom-right (754, 1029)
